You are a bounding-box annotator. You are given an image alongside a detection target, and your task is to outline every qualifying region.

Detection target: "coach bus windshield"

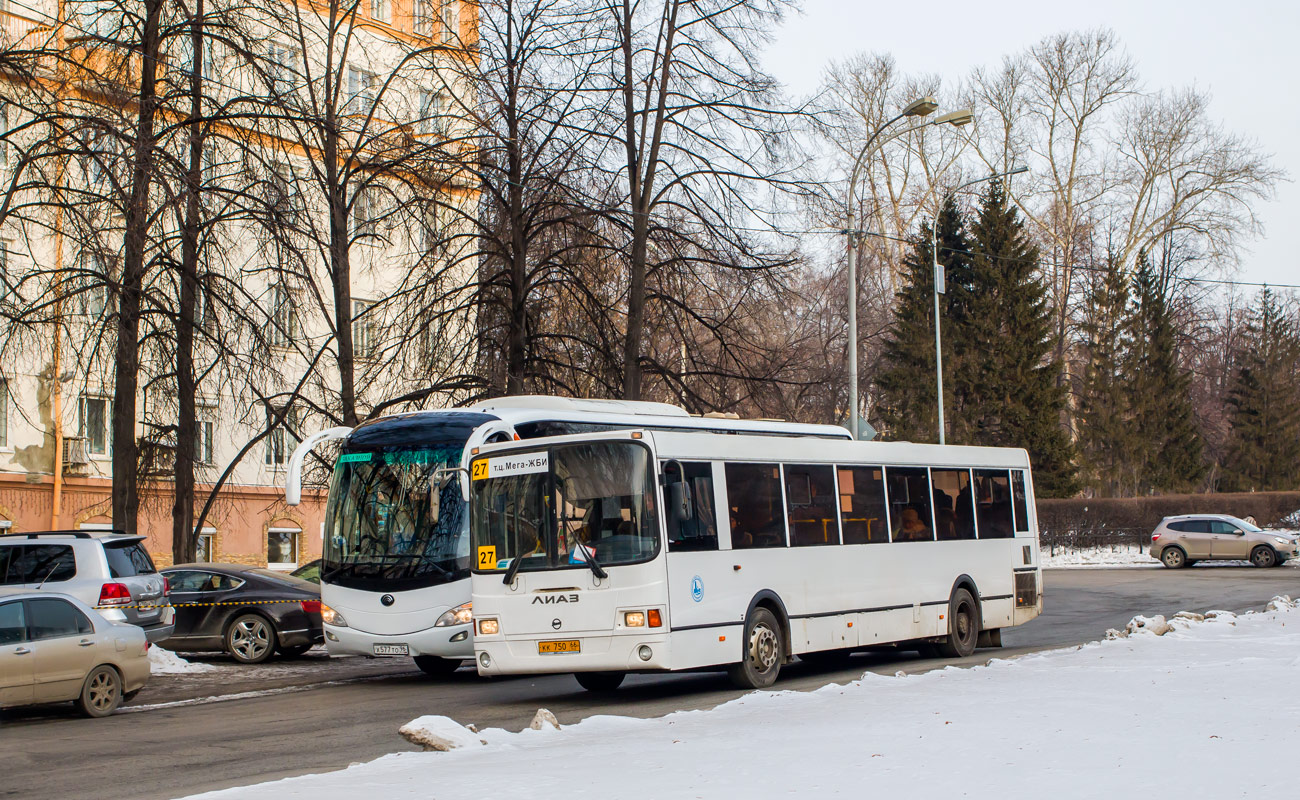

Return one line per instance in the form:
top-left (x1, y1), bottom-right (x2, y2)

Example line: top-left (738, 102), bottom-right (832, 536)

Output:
top-left (470, 441), bottom-right (660, 573)
top-left (324, 446), bottom-right (470, 591)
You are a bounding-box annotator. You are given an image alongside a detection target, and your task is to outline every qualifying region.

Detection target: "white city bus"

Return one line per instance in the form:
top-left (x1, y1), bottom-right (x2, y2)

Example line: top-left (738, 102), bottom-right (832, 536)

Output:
top-left (284, 396), bottom-right (849, 675)
top-left (469, 428), bottom-right (1042, 689)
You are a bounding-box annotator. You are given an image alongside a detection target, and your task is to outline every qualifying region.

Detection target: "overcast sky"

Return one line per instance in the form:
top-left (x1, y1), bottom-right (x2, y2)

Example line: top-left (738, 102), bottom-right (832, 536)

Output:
top-left (762, 0), bottom-right (1298, 290)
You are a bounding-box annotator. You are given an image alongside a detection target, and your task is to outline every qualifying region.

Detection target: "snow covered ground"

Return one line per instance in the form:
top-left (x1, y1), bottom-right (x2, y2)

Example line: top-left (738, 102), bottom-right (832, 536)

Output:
top-left (148, 646), bottom-right (218, 675)
top-left (187, 598), bottom-right (1300, 800)
top-left (1041, 546), bottom-right (1300, 569)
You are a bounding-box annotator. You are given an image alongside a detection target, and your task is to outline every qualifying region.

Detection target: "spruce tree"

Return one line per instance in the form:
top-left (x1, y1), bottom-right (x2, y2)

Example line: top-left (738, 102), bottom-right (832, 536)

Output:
top-left (1125, 252), bottom-right (1206, 493)
top-left (962, 180), bottom-right (1079, 497)
top-left (1076, 254), bottom-right (1133, 496)
top-left (874, 196), bottom-right (973, 442)
top-left (1221, 288), bottom-right (1300, 491)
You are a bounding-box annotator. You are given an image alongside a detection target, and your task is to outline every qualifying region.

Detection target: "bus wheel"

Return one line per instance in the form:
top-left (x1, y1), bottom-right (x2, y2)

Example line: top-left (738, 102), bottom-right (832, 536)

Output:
top-left (574, 671), bottom-right (625, 692)
top-left (935, 588), bottom-right (980, 659)
top-left (413, 656), bottom-right (463, 676)
top-left (728, 607), bottom-right (783, 690)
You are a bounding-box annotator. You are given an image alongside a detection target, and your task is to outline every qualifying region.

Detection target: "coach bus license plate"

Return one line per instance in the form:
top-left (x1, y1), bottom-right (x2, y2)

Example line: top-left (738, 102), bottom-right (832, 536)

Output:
top-left (538, 640), bottom-right (580, 655)
top-left (373, 644), bottom-right (409, 656)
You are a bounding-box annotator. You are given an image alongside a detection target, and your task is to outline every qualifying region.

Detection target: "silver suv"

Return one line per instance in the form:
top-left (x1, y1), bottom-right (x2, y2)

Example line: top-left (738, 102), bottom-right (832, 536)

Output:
top-left (1149, 515), bottom-right (1300, 569)
top-left (0, 531), bottom-right (174, 641)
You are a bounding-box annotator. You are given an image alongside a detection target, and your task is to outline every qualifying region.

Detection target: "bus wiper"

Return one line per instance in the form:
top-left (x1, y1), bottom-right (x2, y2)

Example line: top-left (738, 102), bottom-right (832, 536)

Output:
top-left (575, 542), bottom-right (608, 580)
top-left (502, 552), bottom-right (524, 586)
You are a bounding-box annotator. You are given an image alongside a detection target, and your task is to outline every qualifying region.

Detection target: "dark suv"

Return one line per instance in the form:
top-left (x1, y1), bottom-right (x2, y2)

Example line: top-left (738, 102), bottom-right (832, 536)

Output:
top-left (0, 531), bottom-right (174, 642)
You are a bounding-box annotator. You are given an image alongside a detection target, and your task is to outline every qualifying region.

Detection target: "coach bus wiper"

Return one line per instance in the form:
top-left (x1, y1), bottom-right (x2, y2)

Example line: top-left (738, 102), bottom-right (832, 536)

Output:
top-left (575, 541), bottom-right (608, 581)
top-left (502, 551), bottom-right (524, 586)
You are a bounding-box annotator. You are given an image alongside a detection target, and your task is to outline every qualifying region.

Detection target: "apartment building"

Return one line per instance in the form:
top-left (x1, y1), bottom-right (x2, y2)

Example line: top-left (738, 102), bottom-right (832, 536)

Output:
top-left (0, 0), bottom-right (477, 568)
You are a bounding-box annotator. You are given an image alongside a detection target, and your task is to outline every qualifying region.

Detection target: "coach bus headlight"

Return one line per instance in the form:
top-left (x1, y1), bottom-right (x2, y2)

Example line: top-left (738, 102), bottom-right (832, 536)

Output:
top-left (637, 645), bottom-right (653, 662)
top-left (436, 602), bottom-right (474, 627)
top-left (320, 604), bottom-right (348, 627)
top-left (624, 611), bottom-right (646, 628)
top-left (478, 618), bottom-right (500, 636)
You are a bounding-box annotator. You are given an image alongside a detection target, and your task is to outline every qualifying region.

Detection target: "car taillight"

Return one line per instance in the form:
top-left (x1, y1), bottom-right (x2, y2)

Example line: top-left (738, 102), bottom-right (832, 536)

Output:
top-left (163, 576), bottom-right (171, 595)
top-left (1152, 534), bottom-right (1161, 541)
top-left (98, 582), bottom-right (132, 607)
top-left (301, 600), bottom-right (321, 614)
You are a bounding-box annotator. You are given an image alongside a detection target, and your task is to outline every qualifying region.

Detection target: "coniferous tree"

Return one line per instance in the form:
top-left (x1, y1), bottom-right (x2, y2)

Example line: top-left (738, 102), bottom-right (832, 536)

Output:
top-left (963, 180), bottom-right (1078, 497)
top-left (1076, 254), bottom-right (1133, 496)
top-left (874, 196), bottom-right (972, 442)
top-left (1220, 288), bottom-right (1300, 491)
top-left (1125, 252), bottom-right (1205, 493)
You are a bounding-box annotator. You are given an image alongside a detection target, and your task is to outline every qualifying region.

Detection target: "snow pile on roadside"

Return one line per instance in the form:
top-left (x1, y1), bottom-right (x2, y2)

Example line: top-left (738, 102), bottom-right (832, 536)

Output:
top-left (149, 646), bottom-right (218, 675)
top-left (188, 597), bottom-right (1300, 800)
top-left (1040, 545), bottom-right (1155, 568)
top-left (398, 716), bottom-right (486, 751)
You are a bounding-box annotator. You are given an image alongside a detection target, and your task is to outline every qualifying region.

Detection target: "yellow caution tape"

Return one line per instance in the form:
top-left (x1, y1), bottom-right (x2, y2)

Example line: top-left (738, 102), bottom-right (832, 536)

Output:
top-left (95, 599), bottom-right (314, 611)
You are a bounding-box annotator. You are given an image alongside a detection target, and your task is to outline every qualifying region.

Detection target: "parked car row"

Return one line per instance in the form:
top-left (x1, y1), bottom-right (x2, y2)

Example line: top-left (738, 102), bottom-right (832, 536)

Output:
top-left (2, 531), bottom-right (324, 718)
top-left (1150, 514), bottom-right (1300, 568)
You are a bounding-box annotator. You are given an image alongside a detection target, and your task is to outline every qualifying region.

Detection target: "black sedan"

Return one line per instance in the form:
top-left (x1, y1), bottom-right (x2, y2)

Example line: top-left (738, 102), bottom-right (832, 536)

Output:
top-left (159, 564), bottom-right (324, 664)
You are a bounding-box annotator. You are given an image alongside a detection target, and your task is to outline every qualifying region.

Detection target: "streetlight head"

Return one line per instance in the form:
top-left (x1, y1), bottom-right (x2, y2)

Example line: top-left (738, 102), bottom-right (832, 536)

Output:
top-left (935, 108), bottom-right (974, 127)
top-left (1008, 165), bottom-right (1029, 175)
top-left (902, 96), bottom-right (939, 117)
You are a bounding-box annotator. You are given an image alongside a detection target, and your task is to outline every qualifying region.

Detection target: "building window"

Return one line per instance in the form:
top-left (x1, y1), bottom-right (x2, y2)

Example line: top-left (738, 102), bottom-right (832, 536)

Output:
top-left (265, 405), bottom-right (299, 467)
top-left (267, 282), bottom-right (297, 347)
top-left (414, 0), bottom-right (433, 35)
top-left (196, 529), bottom-right (215, 562)
top-left (441, 0), bottom-right (459, 43)
top-left (78, 251), bottom-right (111, 317)
top-left (351, 187), bottom-right (379, 238)
top-left (267, 526), bottom-right (300, 569)
top-left (346, 67), bottom-right (377, 111)
top-left (266, 43), bottom-right (299, 96)
top-left (79, 395), bottom-right (110, 456)
top-left (418, 90), bottom-right (449, 138)
top-left (352, 298), bottom-right (374, 360)
top-left (196, 413), bottom-right (214, 465)
top-left (0, 377), bottom-right (8, 449)
top-left (372, 0), bottom-right (389, 23)
top-left (0, 103), bottom-right (9, 167)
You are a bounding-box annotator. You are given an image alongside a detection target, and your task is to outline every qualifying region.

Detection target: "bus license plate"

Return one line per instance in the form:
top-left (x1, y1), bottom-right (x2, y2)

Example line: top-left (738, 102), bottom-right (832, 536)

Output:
top-left (373, 644), bottom-right (409, 656)
top-left (538, 640), bottom-right (580, 655)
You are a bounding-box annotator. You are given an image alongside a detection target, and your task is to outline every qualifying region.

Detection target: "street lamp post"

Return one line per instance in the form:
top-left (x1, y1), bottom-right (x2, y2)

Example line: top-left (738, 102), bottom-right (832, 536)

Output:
top-left (931, 165), bottom-right (1029, 444)
top-left (844, 101), bottom-right (972, 439)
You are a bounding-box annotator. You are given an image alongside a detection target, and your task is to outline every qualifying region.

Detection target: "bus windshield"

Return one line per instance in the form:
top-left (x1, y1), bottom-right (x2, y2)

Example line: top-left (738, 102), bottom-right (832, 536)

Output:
top-left (324, 446), bottom-right (470, 591)
top-left (471, 441), bottom-right (660, 573)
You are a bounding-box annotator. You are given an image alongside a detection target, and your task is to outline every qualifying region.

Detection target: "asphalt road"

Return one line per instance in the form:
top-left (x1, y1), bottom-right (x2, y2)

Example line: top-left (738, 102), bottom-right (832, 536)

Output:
top-left (4, 566), bottom-right (1298, 800)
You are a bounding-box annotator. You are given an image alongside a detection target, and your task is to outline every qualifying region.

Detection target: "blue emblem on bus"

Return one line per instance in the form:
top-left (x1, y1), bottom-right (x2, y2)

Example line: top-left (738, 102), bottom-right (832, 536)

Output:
top-left (690, 575), bottom-right (704, 602)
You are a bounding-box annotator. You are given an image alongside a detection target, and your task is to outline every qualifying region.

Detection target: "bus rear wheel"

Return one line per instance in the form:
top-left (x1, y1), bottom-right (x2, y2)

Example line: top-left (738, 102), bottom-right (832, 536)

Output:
top-left (574, 671), bottom-right (625, 692)
top-left (935, 588), bottom-right (980, 659)
top-left (413, 656), bottom-right (463, 676)
top-left (728, 607), bottom-right (783, 690)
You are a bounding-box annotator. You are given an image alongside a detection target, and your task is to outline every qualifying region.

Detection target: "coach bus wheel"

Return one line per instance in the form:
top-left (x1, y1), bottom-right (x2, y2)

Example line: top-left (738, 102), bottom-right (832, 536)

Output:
top-left (935, 588), bottom-right (980, 659)
top-left (728, 607), bottom-right (783, 690)
top-left (413, 655), bottom-right (463, 676)
top-left (574, 671), bottom-right (626, 692)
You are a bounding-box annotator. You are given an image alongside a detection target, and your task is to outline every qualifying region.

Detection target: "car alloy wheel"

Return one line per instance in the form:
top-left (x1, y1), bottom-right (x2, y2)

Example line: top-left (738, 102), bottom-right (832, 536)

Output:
top-left (227, 614), bottom-right (276, 664)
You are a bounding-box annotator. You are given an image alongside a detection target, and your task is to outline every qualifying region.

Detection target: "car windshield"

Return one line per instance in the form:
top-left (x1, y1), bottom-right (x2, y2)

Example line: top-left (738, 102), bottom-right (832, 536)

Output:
top-left (324, 446), bottom-right (470, 591)
top-left (470, 441), bottom-right (660, 573)
top-left (1230, 518), bottom-right (1263, 532)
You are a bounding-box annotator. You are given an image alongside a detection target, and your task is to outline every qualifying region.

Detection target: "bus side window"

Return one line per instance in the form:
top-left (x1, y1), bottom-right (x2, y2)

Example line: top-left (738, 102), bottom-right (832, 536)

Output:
top-left (930, 469), bottom-right (975, 541)
top-left (1010, 470), bottom-right (1030, 533)
top-left (838, 466), bottom-right (889, 544)
top-left (725, 463), bottom-right (786, 549)
top-left (665, 461), bottom-right (718, 552)
top-left (885, 467), bottom-right (934, 542)
top-left (784, 465), bottom-right (838, 546)
top-left (973, 469), bottom-right (1014, 538)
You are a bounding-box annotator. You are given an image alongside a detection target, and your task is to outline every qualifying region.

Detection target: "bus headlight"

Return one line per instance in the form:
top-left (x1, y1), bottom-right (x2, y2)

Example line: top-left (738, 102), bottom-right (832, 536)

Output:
top-left (624, 611), bottom-right (646, 628)
top-left (320, 604), bottom-right (348, 627)
top-left (478, 618), bottom-right (500, 636)
top-left (435, 602), bottom-right (474, 627)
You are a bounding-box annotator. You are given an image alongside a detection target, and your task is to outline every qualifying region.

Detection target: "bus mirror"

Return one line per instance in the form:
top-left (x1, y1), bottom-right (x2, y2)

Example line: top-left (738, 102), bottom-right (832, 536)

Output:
top-left (670, 480), bottom-right (694, 522)
top-left (433, 466), bottom-right (470, 511)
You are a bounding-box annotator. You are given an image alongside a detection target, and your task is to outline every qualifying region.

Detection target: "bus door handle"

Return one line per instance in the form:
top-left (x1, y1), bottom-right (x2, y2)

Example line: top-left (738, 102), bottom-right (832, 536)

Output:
top-left (733, 565), bottom-right (741, 571)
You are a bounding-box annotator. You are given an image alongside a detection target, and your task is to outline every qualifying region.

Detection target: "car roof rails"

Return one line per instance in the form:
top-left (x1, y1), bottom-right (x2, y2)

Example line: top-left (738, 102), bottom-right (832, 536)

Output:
top-left (0, 529), bottom-right (123, 539)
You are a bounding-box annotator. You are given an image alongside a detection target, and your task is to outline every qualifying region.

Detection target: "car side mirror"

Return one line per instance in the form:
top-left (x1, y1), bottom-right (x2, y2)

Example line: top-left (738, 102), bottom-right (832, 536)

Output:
top-left (669, 480), bottom-right (694, 523)
top-left (1233, 529), bottom-right (1245, 535)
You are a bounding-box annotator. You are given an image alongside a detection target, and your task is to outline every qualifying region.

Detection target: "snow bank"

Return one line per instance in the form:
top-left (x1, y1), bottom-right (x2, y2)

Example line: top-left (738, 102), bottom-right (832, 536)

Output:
top-left (398, 716), bottom-right (485, 751)
top-left (1040, 545), bottom-right (1155, 568)
top-left (149, 646), bottom-right (218, 675)
top-left (186, 597), bottom-right (1300, 800)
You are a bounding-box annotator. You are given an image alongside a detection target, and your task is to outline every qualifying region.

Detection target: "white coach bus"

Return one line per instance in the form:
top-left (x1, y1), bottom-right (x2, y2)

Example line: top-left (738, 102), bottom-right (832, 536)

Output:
top-left (469, 429), bottom-right (1042, 689)
top-left (284, 396), bottom-right (849, 675)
